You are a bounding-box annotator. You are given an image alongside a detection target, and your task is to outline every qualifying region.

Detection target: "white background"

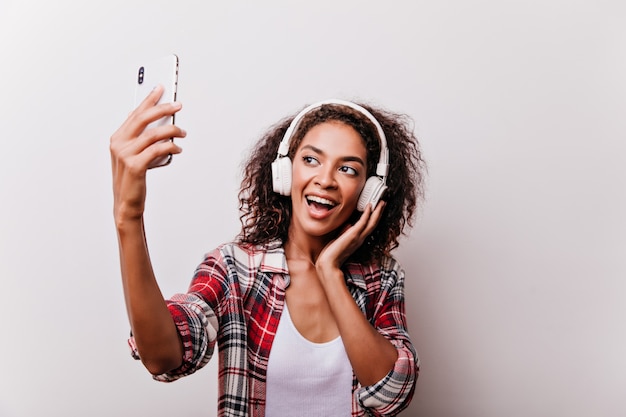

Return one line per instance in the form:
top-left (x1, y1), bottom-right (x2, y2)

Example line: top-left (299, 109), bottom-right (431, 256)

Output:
top-left (1, 1), bottom-right (624, 416)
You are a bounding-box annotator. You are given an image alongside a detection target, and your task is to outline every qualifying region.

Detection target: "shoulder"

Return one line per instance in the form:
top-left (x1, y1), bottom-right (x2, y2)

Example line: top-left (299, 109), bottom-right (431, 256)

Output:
top-left (353, 254), bottom-right (404, 277)
top-left (377, 255), bottom-right (405, 279)
top-left (203, 240), bottom-right (274, 259)
top-left (344, 255), bottom-right (405, 290)
top-left (202, 240), bottom-right (287, 274)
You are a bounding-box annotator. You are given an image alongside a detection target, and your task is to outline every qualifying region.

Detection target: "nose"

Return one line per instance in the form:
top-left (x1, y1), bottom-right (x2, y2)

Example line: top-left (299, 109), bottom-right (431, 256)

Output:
top-left (315, 165), bottom-right (337, 189)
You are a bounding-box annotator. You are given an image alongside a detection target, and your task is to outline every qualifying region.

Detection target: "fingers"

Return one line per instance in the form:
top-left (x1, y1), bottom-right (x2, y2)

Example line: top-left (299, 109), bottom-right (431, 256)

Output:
top-left (111, 124), bottom-right (185, 172)
top-left (109, 86), bottom-right (186, 221)
top-left (117, 85), bottom-right (182, 137)
top-left (110, 85), bottom-right (185, 173)
top-left (119, 85), bottom-right (163, 130)
top-left (142, 84), bottom-right (166, 106)
top-left (135, 122), bottom-right (186, 157)
top-left (128, 101), bottom-right (183, 139)
top-left (362, 201), bottom-right (386, 237)
top-left (318, 202), bottom-right (387, 267)
top-left (350, 202), bottom-right (385, 242)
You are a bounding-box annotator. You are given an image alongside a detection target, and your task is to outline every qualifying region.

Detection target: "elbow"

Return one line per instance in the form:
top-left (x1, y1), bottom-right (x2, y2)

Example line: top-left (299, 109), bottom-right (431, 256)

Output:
top-left (132, 332), bottom-right (185, 376)
top-left (136, 342), bottom-right (183, 376)
top-left (142, 355), bottom-right (182, 376)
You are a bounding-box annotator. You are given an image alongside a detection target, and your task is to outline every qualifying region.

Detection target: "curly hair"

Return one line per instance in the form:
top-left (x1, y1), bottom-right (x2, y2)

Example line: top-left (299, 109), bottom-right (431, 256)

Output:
top-left (237, 101), bottom-right (426, 264)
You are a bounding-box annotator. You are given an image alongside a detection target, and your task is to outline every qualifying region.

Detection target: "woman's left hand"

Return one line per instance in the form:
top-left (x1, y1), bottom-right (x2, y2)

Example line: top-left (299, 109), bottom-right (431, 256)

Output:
top-left (315, 201), bottom-right (398, 386)
top-left (315, 201), bottom-right (386, 275)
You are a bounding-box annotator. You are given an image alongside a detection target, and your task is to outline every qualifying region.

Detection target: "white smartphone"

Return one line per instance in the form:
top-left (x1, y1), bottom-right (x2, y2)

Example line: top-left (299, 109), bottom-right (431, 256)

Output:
top-left (133, 54), bottom-right (179, 168)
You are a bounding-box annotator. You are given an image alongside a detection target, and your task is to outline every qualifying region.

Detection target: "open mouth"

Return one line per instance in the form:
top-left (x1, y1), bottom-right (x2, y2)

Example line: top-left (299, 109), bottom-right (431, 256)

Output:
top-left (306, 195), bottom-right (337, 211)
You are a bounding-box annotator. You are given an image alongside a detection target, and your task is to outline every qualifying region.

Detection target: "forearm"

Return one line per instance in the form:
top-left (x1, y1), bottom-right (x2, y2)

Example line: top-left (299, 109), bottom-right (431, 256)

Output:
top-left (116, 216), bottom-right (183, 375)
top-left (320, 269), bottom-right (398, 386)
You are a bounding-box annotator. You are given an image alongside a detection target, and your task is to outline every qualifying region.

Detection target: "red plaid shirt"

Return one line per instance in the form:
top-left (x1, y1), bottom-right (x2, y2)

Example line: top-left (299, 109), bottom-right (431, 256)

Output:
top-left (129, 241), bottom-right (418, 416)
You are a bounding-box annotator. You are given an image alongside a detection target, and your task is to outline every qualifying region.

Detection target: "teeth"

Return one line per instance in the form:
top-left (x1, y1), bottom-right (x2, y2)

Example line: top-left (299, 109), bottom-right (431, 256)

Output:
top-left (307, 195), bottom-right (336, 206)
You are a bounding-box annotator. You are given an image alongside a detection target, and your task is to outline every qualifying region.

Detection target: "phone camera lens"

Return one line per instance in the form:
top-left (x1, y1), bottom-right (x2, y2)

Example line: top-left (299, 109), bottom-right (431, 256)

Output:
top-left (138, 66), bottom-right (145, 84)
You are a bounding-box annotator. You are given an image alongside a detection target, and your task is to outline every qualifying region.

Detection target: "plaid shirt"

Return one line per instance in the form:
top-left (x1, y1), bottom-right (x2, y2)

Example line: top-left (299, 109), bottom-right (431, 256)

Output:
top-left (129, 241), bottom-right (418, 416)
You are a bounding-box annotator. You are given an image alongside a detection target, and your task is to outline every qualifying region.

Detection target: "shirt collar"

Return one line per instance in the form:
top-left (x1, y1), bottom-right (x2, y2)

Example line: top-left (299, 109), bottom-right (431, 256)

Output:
top-left (257, 241), bottom-right (368, 291)
top-left (256, 241), bottom-right (290, 288)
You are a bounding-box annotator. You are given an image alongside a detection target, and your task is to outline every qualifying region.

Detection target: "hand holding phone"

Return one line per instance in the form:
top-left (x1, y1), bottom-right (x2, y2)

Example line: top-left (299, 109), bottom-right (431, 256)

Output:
top-left (133, 54), bottom-right (179, 168)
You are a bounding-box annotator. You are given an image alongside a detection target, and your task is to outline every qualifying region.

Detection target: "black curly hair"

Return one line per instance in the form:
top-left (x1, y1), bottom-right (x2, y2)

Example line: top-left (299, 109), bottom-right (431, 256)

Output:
top-left (237, 101), bottom-right (426, 264)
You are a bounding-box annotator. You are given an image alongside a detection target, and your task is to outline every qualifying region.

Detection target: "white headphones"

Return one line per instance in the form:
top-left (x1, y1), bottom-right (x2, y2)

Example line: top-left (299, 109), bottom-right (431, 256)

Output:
top-left (271, 99), bottom-right (389, 211)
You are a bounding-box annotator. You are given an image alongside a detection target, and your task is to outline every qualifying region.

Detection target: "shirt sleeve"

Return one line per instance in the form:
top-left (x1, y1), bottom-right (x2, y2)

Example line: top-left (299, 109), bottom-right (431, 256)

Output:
top-left (127, 248), bottom-right (227, 382)
top-left (355, 260), bottom-right (419, 416)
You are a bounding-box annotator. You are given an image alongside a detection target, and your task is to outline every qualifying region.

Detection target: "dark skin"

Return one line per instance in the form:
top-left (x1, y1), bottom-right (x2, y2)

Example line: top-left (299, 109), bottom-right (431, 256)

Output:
top-left (110, 85), bottom-right (185, 374)
top-left (110, 87), bottom-right (397, 384)
top-left (284, 201), bottom-right (398, 386)
top-left (281, 121), bottom-right (397, 385)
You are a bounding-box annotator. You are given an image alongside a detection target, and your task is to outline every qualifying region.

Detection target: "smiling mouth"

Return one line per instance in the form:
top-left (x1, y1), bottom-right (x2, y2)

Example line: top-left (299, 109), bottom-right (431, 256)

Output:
top-left (306, 195), bottom-right (337, 211)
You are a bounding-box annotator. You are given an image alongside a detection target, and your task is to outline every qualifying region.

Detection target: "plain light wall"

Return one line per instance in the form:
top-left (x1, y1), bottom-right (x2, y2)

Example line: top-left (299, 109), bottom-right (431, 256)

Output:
top-left (1, 1), bottom-right (624, 416)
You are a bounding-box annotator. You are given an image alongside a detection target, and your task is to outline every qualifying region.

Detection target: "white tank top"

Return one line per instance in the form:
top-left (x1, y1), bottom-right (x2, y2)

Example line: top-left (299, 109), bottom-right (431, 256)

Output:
top-left (265, 303), bottom-right (353, 416)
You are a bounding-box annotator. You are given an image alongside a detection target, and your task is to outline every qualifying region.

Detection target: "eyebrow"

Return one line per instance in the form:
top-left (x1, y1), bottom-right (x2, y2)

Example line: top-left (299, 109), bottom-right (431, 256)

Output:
top-left (299, 144), bottom-right (366, 166)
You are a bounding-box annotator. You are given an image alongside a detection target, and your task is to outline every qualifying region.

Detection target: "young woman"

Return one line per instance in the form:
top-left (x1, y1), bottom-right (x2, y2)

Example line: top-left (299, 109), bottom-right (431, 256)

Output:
top-left (110, 86), bottom-right (425, 416)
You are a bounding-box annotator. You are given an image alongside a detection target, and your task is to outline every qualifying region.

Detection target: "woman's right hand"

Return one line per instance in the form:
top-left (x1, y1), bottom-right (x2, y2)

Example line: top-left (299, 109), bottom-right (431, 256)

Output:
top-left (110, 85), bottom-right (186, 225)
top-left (110, 85), bottom-right (187, 375)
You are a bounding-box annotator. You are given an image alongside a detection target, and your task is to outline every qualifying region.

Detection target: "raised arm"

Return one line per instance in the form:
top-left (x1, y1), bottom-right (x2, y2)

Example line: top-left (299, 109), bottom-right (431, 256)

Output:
top-left (110, 85), bottom-right (187, 375)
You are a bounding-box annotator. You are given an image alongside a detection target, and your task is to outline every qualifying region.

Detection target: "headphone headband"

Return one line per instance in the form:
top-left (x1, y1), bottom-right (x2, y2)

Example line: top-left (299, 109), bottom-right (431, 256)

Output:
top-left (276, 99), bottom-right (389, 178)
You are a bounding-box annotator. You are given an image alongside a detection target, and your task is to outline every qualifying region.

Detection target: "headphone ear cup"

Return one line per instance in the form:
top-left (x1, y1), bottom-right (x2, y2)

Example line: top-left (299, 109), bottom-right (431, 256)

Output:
top-left (271, 157), bottom-right (293, 196)
top-left (357, 176), bottom-right (387, 212)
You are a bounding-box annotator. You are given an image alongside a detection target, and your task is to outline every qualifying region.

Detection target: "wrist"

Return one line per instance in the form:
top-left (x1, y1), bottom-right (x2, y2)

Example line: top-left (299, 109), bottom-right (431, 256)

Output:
top-left (114, 206), bottom-right (144, 232)
top-left (316, 264), bottom-right (345, 288)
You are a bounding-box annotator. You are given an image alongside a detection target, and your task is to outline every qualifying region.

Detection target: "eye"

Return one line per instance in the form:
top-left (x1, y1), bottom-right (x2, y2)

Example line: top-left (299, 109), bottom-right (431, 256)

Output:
top-left (302, 155), bottom-right (320, 166)
top-left (339, 165), bottom-right (358, 176)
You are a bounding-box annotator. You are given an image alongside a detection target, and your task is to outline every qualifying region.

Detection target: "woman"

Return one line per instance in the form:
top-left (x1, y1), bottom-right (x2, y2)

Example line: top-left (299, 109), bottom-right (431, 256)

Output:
top-left (110, 86), bottom-right (425, 416)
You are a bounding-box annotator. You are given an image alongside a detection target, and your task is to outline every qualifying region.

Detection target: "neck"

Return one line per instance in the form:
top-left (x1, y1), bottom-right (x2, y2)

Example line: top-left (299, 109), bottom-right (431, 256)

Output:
top-left (285, 233), bottom-right (326, 265)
